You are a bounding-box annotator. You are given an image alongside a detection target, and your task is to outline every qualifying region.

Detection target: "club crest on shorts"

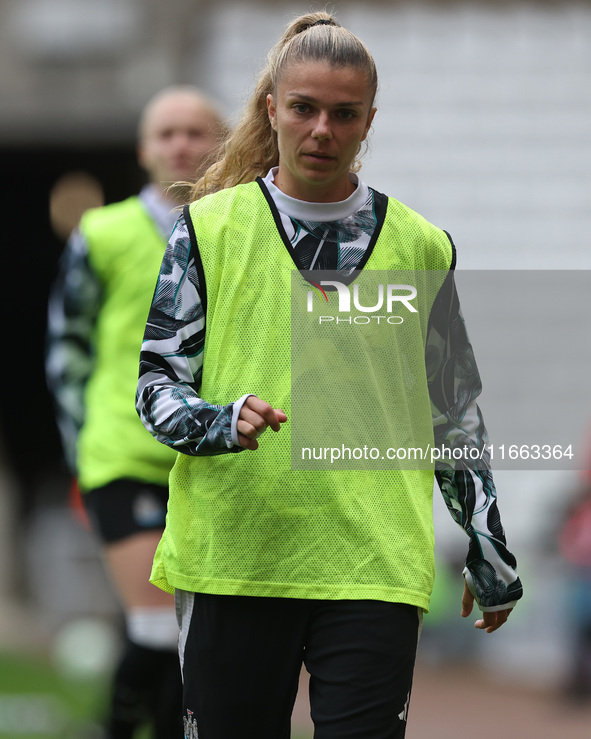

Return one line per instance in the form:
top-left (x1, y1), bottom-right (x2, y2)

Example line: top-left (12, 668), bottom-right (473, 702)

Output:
top-left (133, 489), bottom-right (166, 528)
top-left (183, 708), bottom-right (199, 738)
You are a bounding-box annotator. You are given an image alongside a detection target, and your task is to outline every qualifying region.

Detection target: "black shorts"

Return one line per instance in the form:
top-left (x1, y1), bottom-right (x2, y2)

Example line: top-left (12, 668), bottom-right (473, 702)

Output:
top-left (177, 592), bottom-right (420, 739)
top-left (83, 479), bottom-right (169, 543)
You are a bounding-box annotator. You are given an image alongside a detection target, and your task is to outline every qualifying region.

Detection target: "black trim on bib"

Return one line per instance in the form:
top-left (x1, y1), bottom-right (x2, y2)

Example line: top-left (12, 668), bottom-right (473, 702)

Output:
top-left (354, 188), bottom-right (389, 275)
top-left (424, 231), bottom-right (457, 378)
top-left (184, 203), bottom-right (208, 319)
top-left (443, 230), bottom-right (457, 271)
top-left (255, 177), bottom-right (388, 287)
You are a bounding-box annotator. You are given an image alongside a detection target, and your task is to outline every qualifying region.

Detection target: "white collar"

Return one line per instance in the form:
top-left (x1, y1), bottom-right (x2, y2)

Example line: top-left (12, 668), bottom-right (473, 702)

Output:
top-left (139, 184), bottom-right (180, 239)
top-left (263, 168), bottom-right (370, 221)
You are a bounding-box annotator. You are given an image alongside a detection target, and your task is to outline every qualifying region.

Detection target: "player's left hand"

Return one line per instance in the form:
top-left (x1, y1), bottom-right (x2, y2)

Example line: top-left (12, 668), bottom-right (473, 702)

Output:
top-left (461, 581), bottom-right (512, 633)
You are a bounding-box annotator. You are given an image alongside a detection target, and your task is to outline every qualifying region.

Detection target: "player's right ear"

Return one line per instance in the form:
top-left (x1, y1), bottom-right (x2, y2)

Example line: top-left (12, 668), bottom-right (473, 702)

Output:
top-left (267, 94), bottom-right (278, 132)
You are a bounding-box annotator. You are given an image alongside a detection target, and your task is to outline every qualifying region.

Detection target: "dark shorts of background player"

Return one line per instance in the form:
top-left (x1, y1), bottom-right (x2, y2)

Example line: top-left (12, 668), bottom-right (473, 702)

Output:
top-left (83, 478), bottom-right (169, 543)
top-left (177, 591), bottom-right (421, 739)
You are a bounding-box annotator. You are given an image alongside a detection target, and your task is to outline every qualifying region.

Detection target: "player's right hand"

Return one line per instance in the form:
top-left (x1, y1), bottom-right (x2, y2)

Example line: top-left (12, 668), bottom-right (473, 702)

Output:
top-left (237, 395), bottom-right (287, 450)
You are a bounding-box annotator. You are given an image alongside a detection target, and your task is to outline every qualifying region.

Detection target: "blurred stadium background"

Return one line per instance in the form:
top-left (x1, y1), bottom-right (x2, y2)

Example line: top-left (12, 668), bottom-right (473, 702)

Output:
top-left (1, 0), bottom-right (591, 736)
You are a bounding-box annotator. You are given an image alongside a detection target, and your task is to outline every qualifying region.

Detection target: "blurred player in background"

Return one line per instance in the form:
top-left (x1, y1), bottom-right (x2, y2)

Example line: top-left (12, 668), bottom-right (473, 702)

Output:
top-left (46, 85), bottom-right (225, 738)
top-left (558, 432), bottom-right (591, 703)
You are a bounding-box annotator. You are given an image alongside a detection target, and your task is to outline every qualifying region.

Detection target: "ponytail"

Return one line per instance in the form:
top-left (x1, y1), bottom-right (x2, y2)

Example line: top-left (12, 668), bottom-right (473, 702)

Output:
top-left (190, 11), bottom-right (377, 200)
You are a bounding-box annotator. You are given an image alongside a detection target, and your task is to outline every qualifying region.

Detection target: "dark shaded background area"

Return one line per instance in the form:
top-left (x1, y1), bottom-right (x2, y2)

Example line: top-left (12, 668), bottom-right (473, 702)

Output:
top-left (1, 145), bottom-right (142, 516)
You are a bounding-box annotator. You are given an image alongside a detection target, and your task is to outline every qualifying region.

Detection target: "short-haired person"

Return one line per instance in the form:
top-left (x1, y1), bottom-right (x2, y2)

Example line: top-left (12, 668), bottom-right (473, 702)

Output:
top-left (136, 14), bottom-right (523, 739)
top-left (46, 86), bottom-right (225, 738)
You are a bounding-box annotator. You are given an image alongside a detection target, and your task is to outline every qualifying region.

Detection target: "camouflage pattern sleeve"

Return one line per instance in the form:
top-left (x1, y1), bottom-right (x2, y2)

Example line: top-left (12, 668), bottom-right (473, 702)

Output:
top-left (136, 214), bottom-right (241, 456)
top-left (427, 270), bottom-right (523, 611)
top-left (46, 228), bottom-right (101, 473)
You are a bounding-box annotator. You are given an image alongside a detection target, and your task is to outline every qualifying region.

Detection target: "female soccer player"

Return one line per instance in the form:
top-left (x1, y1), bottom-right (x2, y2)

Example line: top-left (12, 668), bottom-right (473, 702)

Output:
top-left (136, 12), bottom-right (522, 738)
top-left (47, 86), bottom-right (225, 738)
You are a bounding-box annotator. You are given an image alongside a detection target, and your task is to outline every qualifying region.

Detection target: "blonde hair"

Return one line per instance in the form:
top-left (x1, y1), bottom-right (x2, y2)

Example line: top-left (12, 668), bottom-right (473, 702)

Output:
top-left (190, 11), bottom-right (378, 200)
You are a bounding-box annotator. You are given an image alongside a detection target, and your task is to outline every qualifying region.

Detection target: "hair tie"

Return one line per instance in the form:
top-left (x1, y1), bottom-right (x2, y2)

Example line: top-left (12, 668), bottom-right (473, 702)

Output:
top-left (310, 19), bottom-right (333, 28)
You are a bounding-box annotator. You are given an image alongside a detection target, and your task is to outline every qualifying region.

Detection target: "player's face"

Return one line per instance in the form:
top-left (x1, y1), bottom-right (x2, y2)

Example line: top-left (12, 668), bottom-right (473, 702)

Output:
top-left (267, 61), bottom-right (376, 203)
top-left (138, 93), bottom-right (221, 188)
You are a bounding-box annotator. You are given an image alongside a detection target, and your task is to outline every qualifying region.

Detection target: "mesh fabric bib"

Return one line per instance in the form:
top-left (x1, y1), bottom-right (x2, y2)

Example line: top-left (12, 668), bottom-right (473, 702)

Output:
top-left (78, 197), bottom-right (178, 490)
top-left (150, 182), bottom-right (453, 610)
